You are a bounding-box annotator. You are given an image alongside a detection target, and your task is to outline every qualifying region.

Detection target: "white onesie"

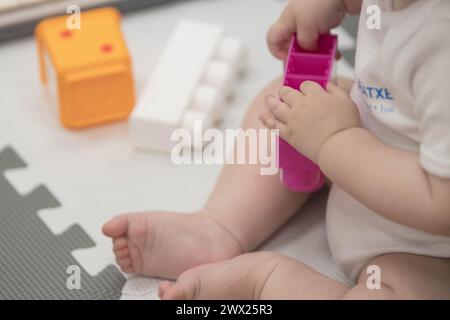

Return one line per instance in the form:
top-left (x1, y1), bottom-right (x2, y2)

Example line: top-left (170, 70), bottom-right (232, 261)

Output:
top-left (326, 0), bottom-right (450, 282)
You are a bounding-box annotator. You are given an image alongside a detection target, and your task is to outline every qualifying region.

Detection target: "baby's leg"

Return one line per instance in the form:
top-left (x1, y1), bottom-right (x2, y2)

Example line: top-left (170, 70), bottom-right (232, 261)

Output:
top-left (102, 78), bottom-right (311, 279)
top-left (343, 254), bottom-right (450, 299)
top-left (159, 252), bottom-right (349, 300)
top-left (203, 76), bottom-right (312, 252)
top-left (160, 252), bottom-right (450, 300)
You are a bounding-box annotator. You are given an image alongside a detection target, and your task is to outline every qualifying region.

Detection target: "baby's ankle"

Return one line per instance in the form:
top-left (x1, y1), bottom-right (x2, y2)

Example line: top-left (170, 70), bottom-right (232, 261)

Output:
top-left (198, 208), bottom-right (246, 257)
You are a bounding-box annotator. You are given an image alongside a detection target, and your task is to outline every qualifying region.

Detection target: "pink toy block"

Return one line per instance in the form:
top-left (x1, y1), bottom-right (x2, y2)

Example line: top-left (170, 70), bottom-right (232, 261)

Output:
top-left (279, 34), bottom-right (337, 192)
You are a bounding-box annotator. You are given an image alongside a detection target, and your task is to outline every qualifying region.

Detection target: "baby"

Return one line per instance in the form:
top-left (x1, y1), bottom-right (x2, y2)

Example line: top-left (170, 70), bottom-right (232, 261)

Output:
top-left (103, 0), bottom-right (450, 299)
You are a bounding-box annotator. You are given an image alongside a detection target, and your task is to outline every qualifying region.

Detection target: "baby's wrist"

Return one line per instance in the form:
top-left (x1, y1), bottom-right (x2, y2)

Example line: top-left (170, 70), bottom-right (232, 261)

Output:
top-left (317, 126), bottom-right (365, 169)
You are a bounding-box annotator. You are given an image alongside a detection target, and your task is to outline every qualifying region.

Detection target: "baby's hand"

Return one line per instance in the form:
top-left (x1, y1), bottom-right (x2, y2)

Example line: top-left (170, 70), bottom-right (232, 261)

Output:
top-left (267, 0), bottom-right (346, 59)
top-left (260, 81), bottom-right (361, 163)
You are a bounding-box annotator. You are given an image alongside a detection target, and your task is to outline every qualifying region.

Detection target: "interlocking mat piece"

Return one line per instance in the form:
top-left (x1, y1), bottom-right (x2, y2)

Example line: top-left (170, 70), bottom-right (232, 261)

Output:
top-left (0, 146), bottom-right (125, 299)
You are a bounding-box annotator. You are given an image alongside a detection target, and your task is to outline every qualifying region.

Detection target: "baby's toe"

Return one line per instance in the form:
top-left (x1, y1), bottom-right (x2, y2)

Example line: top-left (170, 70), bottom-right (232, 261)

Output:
top-left (113, 237), bottom-right (128, 251)
top-left (160, 283), bottom-right (187, 300)
top-left (115, 248), bottom-right (129, 259)
top-left (116, 256), bottom-right (132, 271)
top-left (161, 270), bottom-right (201, 300)
top-left (121, 266), bottom-right (134, 273)
top-left (158, 281), bottom-right (175, 299)
top-left (102, 214), bottom-right (129, 238)
top-left (112, 237), bottom-right (134, 274)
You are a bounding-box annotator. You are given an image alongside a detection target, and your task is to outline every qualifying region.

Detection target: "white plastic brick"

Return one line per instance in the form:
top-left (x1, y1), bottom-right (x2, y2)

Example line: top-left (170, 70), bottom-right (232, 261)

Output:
top-left (191, 84), bottom-right (225, 122)
top-left (215, 35), bottom-right (246, 75)
top-left (130, 19), bottom-right (245, 152)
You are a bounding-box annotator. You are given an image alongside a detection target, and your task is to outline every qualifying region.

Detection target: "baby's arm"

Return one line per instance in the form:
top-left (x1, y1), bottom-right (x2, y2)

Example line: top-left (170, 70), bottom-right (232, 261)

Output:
top-left (319, 128), bottom-right (450, 236)
top-left (318, 19), bottom-right (450, 237)
top-left (261, 82), bottom-right (450, 237)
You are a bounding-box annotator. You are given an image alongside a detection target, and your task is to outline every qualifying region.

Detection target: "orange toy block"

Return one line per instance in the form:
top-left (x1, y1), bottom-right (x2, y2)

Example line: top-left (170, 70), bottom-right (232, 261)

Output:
top-left (35, 7), bottom-right (135, 129)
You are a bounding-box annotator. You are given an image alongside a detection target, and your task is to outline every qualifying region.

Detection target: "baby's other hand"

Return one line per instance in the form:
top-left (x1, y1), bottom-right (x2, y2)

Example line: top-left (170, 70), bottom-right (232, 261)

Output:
top-left (260, 82), bottom-right (361, 163)
top-left (267, 0), bottom-right (346, 60)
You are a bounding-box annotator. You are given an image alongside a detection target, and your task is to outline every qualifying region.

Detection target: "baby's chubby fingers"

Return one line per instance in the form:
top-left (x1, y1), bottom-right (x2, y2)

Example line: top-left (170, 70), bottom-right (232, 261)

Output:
top-left (295, 25), bottom-right (320, 51)
top-left (279, 86), bottom-right (304, 106)
top-left (267, 0), bottom-right (346, 59)
top-left (300, 81), bottom-right (325, 95)
top-left (267, 20), bottom-right (320, 60)
top-left (326, 82), bottom-right (349, 99)
top-left (265, 94), bottom-right (290, 123)
top-left (259, 112), bottom-right (290, 138)
top-left (267, 20), bottom-right (293, 60)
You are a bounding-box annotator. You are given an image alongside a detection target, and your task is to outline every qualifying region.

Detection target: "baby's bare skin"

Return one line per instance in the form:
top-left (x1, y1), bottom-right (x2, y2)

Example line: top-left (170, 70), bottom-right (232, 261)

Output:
top-left (102, 77), bottom-right (310, 280)
top-left (103, 76), bottom-right (450, 300)
top-left (102, 0), bottom-right (353, 284)
top-left (103, 0), bottom-right (450, 299)
top-left (102, 211), bottom-right (242, 278)
top-left (159, 252), bottom-right (450, 300)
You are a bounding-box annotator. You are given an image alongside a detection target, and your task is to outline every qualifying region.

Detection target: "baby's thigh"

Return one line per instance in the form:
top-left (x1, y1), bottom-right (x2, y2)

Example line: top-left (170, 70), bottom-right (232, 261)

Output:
top-left (241, 76), bottom-right (283, 129)
top-left (345, 253), bottom-right (450, 299)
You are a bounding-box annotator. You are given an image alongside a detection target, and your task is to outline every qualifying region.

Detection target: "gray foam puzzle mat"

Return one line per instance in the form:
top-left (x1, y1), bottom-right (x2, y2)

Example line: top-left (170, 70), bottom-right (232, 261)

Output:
top-left (0, 146), bottom-right (125, 300)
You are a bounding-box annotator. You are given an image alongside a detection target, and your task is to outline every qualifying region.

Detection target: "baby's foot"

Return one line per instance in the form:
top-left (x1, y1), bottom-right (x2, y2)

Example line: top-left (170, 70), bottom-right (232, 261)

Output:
top-left (102, 211), bottom-right (243, 279)
top-left (159, 252), bottom-right (282, 300)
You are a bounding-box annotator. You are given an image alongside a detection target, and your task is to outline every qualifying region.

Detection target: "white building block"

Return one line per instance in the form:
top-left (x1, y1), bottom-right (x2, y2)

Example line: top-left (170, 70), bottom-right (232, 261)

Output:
top-left (130, 19), bottom-right (245, 152)
top-left (202, 61), bottom-right (235, 98)
top-left (191, 85), bottom-right (225, 121)
top-left (215, 35), bottom-right (246, 75)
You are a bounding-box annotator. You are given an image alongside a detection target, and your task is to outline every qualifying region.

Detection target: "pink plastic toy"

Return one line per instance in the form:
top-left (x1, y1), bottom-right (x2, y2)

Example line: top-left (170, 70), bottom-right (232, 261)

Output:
top-left (279, 34), bottom-right (338, 192)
